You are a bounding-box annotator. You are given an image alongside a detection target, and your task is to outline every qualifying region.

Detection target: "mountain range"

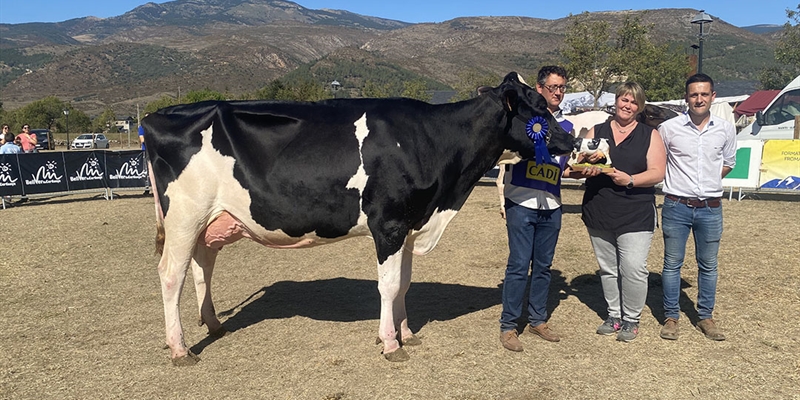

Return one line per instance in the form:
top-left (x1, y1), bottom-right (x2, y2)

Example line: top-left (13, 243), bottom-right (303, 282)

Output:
top-left (0, 0), bottom-right (783, 117)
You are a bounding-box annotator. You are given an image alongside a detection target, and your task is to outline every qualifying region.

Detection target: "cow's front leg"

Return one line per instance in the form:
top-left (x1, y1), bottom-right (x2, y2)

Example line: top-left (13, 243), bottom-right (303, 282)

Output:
top-left (396, 245), bottom-right (421, 346)
top-left (376, 249), bottom-right (409, 362)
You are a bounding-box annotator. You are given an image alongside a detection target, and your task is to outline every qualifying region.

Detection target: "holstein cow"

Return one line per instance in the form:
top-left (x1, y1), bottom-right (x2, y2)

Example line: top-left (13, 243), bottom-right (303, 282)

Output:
top-left (565, 104), bottom-right (679, 138)
top-left (143, 72), bottom-right (576, 366)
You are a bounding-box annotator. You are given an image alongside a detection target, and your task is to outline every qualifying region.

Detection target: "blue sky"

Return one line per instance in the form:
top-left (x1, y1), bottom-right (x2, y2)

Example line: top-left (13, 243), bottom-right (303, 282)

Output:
top-left (0, 0), bottom-right (795, 26)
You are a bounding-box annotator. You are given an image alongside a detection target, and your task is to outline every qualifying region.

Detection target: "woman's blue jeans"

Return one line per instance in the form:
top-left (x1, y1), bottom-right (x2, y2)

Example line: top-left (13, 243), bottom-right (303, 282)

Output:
top-left (661, 197), bottom-right (723, 320)
top-left (500, 201), bottom-right (561, 332)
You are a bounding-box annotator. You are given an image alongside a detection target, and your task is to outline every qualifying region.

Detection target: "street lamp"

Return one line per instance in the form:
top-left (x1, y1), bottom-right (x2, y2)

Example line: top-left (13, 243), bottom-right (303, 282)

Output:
top-left (63, 109), bottom-right (70, 150)
top-left (691, 10), bottom-right (713, 74)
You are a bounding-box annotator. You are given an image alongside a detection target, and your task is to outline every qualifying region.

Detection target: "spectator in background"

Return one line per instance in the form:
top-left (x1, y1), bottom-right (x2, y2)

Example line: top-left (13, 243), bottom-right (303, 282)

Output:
top-left (1, 125), bottom-right (9, 138)
top-left (1, 132), bottom-right (22, 154)
top-left (17, 125), bottom-right (38, 153)
top-left (138, 113), bottom-right (149, 151)
top-left (139, 114), bottom-right (151, 195)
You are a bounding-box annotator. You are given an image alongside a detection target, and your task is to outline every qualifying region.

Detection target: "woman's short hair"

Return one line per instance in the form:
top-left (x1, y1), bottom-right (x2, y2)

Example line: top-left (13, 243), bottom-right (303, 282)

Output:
top-left (615, 82), bottom-right (646, 114)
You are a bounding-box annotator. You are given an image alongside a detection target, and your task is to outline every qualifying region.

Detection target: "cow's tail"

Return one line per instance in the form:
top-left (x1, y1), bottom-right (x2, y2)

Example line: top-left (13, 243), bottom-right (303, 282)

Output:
top-left (149, 160), bottom-right (166, 256)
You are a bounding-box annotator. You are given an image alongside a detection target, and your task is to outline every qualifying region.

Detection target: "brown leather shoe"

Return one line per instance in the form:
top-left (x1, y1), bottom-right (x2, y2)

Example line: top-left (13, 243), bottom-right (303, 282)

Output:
top-left (660, 317), bottom-right (679, 340)
top-left (500, 330), bottom-right (523, 352)
top-left (528, 323), bottom-right (560, 342)
top-left (697, 318), bottom-right (726, 341)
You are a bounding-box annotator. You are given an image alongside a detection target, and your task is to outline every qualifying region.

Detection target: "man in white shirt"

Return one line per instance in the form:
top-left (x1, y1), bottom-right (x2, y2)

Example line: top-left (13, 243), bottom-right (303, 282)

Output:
top-left (657, 73), bottom-right (736, 341)
top-left (497, 66), bottom-right (574, 352)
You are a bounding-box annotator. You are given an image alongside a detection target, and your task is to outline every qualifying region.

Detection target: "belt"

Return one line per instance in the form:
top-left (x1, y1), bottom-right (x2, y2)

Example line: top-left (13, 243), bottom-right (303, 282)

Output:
top-left (665, 194), bottom-right (721, 208)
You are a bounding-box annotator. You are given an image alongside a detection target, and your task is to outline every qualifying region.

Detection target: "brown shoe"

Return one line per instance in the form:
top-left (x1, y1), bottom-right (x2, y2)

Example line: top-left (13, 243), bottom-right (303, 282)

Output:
top-left (697, 318), bottom-right (726, 341)
top-left (528, 323), bottom-right (560, 342)
top-left (500, 330), bottom-right (523, 352)
top-left (660, 318), bottom-right (679, 340)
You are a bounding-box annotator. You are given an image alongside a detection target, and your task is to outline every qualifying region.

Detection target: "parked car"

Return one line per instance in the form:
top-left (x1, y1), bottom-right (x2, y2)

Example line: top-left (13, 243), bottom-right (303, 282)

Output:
top-left (71, 133), bottom-right (110, 149)
top-left (30, 129), bottom-right (54, 151)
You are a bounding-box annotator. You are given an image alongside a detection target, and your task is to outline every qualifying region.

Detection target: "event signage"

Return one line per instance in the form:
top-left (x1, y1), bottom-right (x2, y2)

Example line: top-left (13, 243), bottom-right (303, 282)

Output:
top-left (759, 140), bottom-right (800, 190)
top-left (0, 154), bottom-right (24, 196)
top-left (17, 152), bottom-right (69, 194)
top-left (106, 150), bottom-right (148, 188)
top-left (721, 140), bottom-right (763, 189)
top-left (0, 150), bottom-right (148, 196)
top-left (64, 151), bottom-right (107, 191)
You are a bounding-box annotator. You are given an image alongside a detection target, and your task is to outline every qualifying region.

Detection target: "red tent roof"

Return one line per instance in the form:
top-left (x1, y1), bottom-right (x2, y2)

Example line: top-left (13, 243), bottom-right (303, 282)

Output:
top-left (734, 90), bottom-right (780, 117)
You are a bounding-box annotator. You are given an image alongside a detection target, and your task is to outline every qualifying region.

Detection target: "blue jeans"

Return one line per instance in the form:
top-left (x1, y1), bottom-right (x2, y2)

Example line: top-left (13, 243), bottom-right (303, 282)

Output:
top-left (661, 197), bottom-right (723, 320)
top-left (500, 201), bottom-right (561, 332)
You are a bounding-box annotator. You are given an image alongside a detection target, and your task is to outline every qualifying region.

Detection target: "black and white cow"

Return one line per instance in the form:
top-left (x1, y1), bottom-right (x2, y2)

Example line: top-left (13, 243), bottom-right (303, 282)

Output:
top-left (143, 72), bottom-right (576, 366)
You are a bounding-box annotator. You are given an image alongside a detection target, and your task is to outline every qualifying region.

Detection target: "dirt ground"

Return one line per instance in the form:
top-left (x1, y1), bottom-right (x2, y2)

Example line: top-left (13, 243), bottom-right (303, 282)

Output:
top-left (1, 183), bottom-right (798, 399)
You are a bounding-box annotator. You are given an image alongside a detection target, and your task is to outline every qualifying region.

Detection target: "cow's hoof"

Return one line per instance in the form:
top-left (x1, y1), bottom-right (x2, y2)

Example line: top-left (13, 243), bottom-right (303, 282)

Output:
top-left (209, 326), bottom-right (229, 338)
top-left (383, 348), bottom-right (410, 362)
top-left (402, 334), bottom-right (422, 346)
top-left (171, 351), bottom-right (200, 366)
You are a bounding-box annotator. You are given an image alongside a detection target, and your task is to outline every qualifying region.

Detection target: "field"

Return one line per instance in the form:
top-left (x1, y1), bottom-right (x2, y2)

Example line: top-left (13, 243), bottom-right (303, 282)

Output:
top-left (1, 183), bottom-right (798, 399)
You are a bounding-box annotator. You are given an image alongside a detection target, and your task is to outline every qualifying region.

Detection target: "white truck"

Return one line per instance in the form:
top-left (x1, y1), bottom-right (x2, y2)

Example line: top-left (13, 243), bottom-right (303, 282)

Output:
top-left (737, 74), bottom-right (800, 140)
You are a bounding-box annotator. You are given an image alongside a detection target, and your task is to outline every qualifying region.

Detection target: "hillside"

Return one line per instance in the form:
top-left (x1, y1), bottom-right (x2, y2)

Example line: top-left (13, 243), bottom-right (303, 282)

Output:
top-left (0, 0), bottom-right (782, 117)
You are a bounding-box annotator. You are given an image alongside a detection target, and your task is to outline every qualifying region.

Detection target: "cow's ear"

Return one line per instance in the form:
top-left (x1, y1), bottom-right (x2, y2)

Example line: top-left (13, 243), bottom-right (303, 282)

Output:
top-left (476, 86), bottom-right (493, 96)
top-left (533, 91), bottom-right (549, 111)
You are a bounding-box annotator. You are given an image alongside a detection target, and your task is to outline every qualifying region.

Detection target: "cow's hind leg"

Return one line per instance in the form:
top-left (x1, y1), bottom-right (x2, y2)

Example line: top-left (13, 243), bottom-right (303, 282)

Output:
top-left (158, 239), bottom-right (200, 366)
top-left (190, 245), bottom-right (227, 338)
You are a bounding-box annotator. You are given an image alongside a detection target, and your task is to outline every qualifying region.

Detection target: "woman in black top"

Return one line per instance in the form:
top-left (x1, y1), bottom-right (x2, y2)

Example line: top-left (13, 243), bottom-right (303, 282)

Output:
top-left (566, 82), bottom-right (666, 342)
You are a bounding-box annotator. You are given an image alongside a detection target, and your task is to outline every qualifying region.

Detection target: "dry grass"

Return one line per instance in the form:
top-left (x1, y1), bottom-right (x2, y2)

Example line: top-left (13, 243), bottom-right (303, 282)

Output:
top-left (1, 184), bottom-right (798, 399)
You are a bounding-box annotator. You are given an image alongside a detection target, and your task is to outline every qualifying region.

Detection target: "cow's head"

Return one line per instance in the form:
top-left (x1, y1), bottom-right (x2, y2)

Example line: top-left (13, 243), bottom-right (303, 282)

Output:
top-left (485, 72), bottom-right (576, 160)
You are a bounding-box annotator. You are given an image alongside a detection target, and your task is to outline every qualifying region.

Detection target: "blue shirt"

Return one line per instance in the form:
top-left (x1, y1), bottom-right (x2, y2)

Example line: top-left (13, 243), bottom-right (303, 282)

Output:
top-left (138, 125), bottom-right (146, 151)
top-left (0, 142), bottom-right (22, 154)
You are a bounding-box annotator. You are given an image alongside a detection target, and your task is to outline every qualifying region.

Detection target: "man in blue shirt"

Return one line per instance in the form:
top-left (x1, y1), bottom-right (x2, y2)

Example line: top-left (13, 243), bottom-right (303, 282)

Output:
top-left (1, 133), bottom-right (23, 154)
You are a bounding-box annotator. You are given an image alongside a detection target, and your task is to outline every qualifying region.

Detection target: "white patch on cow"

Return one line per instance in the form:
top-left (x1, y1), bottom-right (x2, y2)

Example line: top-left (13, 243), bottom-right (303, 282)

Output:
top-left (346, 113), bottom-right (371, 234)
top-left (164, 123), bottom-right (347, 248)
top-left (407, 208), bottom-right (458, 255)
top-left (516, 73), bottom-right (529, 86)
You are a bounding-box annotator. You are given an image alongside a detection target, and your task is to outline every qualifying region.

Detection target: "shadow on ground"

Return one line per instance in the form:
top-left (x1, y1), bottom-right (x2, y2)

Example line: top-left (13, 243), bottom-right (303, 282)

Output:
top-left (191, 272), bottom-right (701, 355)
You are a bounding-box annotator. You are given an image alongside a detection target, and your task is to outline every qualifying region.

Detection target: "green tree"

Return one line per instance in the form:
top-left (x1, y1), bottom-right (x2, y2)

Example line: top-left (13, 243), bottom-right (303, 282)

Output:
top-left (562, 13), bottom-right (615, 108)
top-left (183, 89), bottom-right (227, 103)
top-left (14, 96), bottom-right (68, 130)
top-left (400, 79), bottom-right (432, 102)
top-left (563, 13), bottom-right (689, 105)
top-left (775, 4), bottom-right (800, 69)
top-left (361, 80), bottom-right (392, 98)
top-left (758, 66), bottom-right (797, 89)
top-left (144, 96), bottom-right (179, 115)
top-left (255, 79), bottom-right (330, 101)
top-left (613, 17), bottom-right (690, 101)
top-left (92, 109), bottom-right (117, 133)
top-left (451, 70), bottom-right (501, 102)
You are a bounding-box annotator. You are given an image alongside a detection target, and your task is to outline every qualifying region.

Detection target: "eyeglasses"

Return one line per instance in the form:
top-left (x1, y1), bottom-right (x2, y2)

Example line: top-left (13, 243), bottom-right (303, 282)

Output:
top-left (22, 126), bottom-right (29, 129)
top-left (543, 84), bottom-right (568, 93)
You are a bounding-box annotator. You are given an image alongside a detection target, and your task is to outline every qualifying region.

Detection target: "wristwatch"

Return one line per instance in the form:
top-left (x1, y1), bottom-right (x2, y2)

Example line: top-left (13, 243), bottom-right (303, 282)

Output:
top-left (626, 175), bottom-right (635, 189)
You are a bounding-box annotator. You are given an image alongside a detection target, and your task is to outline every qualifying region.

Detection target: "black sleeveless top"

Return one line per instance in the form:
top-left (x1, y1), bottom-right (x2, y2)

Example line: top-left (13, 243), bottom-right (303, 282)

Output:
top-left (581, 120), bottom-right (657, 233)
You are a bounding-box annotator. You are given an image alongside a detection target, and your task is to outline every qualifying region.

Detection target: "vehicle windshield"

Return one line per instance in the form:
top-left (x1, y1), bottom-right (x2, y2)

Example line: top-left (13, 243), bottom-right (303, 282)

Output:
top-left (77, 134), bottom-right (93, 140)
top-left (763, 88), bottom-right (800, 126)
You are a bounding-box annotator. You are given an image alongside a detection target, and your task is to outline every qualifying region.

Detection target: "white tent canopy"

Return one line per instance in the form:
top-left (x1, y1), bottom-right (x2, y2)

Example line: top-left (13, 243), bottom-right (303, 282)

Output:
top-left (559, 91), bottom-right (616, 114)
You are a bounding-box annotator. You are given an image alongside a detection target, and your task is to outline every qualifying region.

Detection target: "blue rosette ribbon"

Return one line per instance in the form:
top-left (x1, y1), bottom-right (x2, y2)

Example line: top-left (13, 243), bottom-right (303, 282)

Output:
top-left (525, 116), bottom-right (551, 165)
